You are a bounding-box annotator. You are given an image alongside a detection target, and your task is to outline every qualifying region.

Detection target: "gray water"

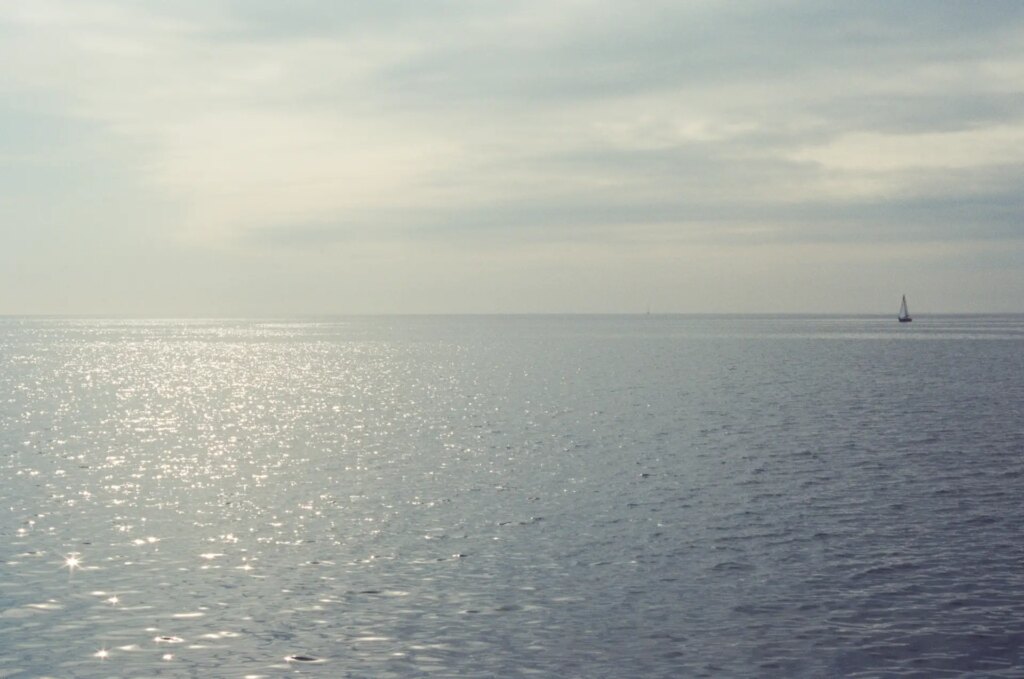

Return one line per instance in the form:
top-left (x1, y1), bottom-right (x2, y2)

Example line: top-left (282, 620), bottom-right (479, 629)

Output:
top-left (2, 315), bottom-right (1023, 678)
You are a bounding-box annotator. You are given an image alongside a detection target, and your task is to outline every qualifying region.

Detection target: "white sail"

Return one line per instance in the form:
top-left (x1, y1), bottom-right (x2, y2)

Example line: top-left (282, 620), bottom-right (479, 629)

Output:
top-left (898, 295), bottom-right (911, 322)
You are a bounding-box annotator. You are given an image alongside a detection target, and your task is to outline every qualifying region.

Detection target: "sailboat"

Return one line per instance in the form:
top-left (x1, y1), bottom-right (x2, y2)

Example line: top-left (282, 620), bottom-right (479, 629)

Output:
top-left (898, 295), bottom-right (912, 323)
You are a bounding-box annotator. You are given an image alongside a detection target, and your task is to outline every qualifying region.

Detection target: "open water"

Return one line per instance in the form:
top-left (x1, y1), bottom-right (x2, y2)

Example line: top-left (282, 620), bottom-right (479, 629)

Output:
top-left (1, 315), bottom-right (1023, 678)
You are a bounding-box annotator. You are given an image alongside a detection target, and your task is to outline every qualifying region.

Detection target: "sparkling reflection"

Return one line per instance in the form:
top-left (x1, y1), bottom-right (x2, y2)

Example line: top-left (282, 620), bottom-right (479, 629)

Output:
top-left (1, 316), bottom-right (1023, 677)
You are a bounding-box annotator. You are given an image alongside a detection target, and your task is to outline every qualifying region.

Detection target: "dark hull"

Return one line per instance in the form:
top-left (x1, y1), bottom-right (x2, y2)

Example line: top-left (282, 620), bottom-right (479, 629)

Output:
top-left (898, 317), bottom-right (912, 323)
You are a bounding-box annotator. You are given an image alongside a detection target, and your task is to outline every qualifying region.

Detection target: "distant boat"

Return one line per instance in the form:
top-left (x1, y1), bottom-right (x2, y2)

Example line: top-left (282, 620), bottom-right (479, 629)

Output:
top-left (898, 295), bottom-right (912, 323)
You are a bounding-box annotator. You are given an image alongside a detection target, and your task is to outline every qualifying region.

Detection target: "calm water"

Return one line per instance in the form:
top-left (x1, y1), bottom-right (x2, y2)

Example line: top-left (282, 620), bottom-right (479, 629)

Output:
top-left (2, 315), bottom-right (1023, 678)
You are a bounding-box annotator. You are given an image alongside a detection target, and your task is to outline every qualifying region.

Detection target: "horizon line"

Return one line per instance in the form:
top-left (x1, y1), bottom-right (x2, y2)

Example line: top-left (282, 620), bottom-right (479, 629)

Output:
top-left (2, 311), bottom-right (1023, 320)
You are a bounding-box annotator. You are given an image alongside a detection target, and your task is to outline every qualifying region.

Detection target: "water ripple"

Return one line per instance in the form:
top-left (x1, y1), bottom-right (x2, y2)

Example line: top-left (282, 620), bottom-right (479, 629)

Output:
top-left (1, 316), bottom-right (1023, 676)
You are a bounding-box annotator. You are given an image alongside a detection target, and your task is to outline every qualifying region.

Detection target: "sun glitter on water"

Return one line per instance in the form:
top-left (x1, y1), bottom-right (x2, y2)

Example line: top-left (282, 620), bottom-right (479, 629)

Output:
top-left (62, 553), bottom-right (82, 573)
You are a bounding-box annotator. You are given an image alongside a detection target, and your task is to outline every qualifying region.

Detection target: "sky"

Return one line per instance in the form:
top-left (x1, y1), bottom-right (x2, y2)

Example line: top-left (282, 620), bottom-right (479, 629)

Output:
top-left (2, 1), bottom-right (1023, 315)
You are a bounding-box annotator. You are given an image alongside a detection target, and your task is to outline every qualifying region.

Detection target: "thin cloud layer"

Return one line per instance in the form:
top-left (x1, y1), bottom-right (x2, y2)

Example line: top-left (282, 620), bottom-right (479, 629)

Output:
top-left (1, 1), bottom-right (1023, 313)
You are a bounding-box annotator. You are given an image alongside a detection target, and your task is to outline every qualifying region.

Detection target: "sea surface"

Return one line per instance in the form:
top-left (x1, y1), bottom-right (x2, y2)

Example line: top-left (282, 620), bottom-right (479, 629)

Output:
top-left (1, 315), bottom-right (1023, 678)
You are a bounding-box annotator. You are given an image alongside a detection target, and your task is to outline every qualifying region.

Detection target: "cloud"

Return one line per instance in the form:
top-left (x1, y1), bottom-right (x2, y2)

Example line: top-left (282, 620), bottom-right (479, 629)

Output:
top-left (792, 126), bottom-right (1024, 172)
top-left (2, 0), bottom-right (1024, 312)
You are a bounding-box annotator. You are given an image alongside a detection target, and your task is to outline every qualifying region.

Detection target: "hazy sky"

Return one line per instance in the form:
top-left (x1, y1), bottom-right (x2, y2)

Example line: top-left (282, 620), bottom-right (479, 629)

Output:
top-left (2, 1), bottom-right (1023, 314)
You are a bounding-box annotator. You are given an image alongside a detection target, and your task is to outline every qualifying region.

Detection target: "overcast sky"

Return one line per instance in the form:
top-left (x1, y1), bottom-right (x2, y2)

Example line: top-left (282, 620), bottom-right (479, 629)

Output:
top-left (2, 1), bottom-right (1023, 314)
